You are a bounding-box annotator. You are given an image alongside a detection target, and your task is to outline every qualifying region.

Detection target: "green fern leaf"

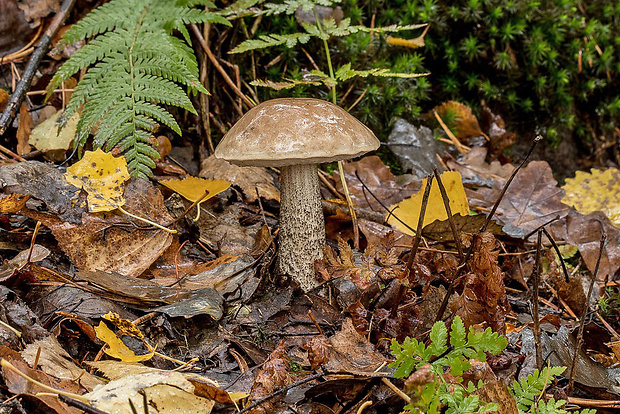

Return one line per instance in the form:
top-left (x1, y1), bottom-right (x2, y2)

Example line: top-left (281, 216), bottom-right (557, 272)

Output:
top-left (49, 0), bottom-right (219, 177)
top-left (230, 32), bottom-right (312, 53)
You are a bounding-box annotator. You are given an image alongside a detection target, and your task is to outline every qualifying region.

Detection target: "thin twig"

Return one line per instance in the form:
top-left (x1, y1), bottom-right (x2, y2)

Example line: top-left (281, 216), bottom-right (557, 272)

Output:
top-left (567, 231), bottom-right (606, 395)
top-left (531, 229), bottom-right (544, 370)
top-left (190, 24), bottom-right (256, 108)
top-left (0, 0), bottom-right (76, 135)
top-left (433, 168), bottom-right (464, 261)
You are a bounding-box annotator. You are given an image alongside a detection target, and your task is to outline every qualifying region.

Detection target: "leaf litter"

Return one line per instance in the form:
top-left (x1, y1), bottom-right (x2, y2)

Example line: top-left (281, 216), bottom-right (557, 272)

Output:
top-left (1, 98), bottom-right (619, 414)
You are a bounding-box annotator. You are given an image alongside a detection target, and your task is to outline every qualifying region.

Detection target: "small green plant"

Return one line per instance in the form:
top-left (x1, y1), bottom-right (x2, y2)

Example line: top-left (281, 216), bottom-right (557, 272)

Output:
top-left (49, 0), bottom-right (230, 178)
top-left (510, 366), bottom-right (596, 414)
top-left (390, 316), bottom-right (507, 413)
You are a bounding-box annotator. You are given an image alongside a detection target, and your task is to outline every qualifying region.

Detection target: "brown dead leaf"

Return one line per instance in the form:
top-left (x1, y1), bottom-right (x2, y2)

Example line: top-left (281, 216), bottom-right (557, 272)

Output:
top-left (25, 179), bottom-right (173, 277)
top-left (303, 335), bottom-right (331, 370)
top-left (468, 161), bottom-right (570, 237)
top-left (334, 156), bottom-right (419, 211)
top-left (0, 89), bottom-right (8, 111)
top-left (248, 340), bottom-right (291, 413)
top-left (431, 101), bottom-right (483, 140)
top-left (550, 209), bottom-right (620, 280)
top-left (326, 318), bottom-right (387, 375)
top-left (447, 147), bottom-right (514, 187)
top-left (480, 102), bottom-right (517, 160)
top-left (200, 155), bottom-right (279, 202)
top-left (17, 0), bottom-right (60, 27)
top-left (17, 103), bottom-right (32, 155)
top-left (450, 232), bottom-right (508, 333)
top-left (346, 300), bottom-right (369, 335)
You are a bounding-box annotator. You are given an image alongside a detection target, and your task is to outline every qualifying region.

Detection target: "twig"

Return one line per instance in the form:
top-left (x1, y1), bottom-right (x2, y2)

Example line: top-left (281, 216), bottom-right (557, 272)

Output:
top-left (0, 0), bottom-right (77, 136)
top-left (58, 395), bottom-right (108, 414)
top-left (190, 24), bottom-right (256, 108)
top-left (531, 230), bottom-right (544, 370)
top-left (567, 232), bottom-right (606, 395)
top-left (406, 174), bottom-right (433, 272)
top-left (433, 168), bottom-right (464, 261)
top-left (238, 371), bottom-right (325, 413)
top-left (381, 377), bottom-right (411, 403)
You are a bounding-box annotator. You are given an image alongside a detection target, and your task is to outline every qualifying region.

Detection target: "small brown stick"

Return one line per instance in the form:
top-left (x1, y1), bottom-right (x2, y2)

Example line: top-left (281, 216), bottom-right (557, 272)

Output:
top-left (547, 394), bottom-right (620, 409)
top-left (190, 24), bottom-right (256, 108)
top-left (0, 0), bottom-right (76, 136)
top-left (0, 144), bottom-right (27, 161)
top-left (381, 377), bottom-right (411, 403)
top-left (33, 346), bottom-right (42, 370)
top-left (531, 229), bottom-right (544, 370)
top-left (542, 227), bottom-right (570, 283)
top-left (318, 169), bottom-right (344, 199)
top-left (433, 168), bottom-right (464, 261)
top-left (307, 310), bottom-right (323, 336)
top-left (23, 221), bottom-right (42, 268)
top-left (238, 371), bottom-right (325, 413)
top-left (567, 232), bottom-right (606, 396)
top-left (406, 174), bottom-right (434, 272)
top-left (58, 395), bottom-right (108, 414)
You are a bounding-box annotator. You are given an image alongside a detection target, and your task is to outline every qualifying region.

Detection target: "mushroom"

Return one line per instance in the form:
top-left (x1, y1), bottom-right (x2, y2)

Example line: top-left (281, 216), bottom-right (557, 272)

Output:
top-left (214, 98), bottom-right (379, 290)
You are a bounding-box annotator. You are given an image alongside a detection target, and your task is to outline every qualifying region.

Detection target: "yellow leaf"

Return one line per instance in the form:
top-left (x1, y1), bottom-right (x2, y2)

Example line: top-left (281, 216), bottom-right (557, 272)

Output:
top-left (387, 171), bottom-right (469, 236)
top-left (561, 168), bottom-right (620, 228)
top-left (95, 312), bottom-right (155, 363)
top-left (29, 110), bottom-right (80, 151)
top-left (65, 148), bottom-right (130, 212)
top-left (95, 321), bottom-right (154, 362)
top-left (160, 176), bottom-right (231, 203)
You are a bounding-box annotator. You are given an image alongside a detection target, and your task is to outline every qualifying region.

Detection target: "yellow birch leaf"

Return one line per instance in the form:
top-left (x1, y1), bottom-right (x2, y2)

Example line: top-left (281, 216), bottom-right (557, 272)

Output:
top-left (387, 171), bottom-right (469, 236)
top-left (65, 148), bottom-right (130, 212)
top-left (561, 168), bottom-right (620, 228)
top-left (95, 321), bottom-right (155, 363)
top-left (29, 110), bottom-right (80, 151)
top-left (159, 176), bottom-right (231, 203)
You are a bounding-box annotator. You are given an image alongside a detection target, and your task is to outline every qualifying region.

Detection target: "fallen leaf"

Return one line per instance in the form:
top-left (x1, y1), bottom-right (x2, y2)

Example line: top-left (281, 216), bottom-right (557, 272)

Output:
top-left (0, 89), bottom-right (8, 111)
top-left (387, 171), bottom-right (469, 236)
top-left (65, 148), bottom-right (130, 212)
top-left (447, 147), bottom-right (514, 187)
top-left (29, 109), bottom-right (79, 152)
top-left (0, 194), bottom-right (29, 213)
top-left (480, 101), bottom-right (517, 160)
top-left (85, 369), bottom-right (215, 413)
top-left (561, 168), bottom-right (620, 228)
top-left (21, 336), bottom-right (104, 391)
top-left (431, 101), bottom-right (483, 140)
top-left (468, 161), bottom-right (570, 237)
top-left (550, 210), bottom-right (620, 280)
top-left (200, 155), bottom-right (279, 202)
top-left (326, 318), bottom-right (387, 375)
top-left (335, 156), bottom-right (419, 211)
top-left (95, 313), bottom-right (155, 362)
top-left (16, 103), bottom-right (32, 155)
top-left (303, 335), bottom-right (331, 370)
top-left (160, 176), bottom-right (231, 204)
top-left (25, 179), bottom-right (173, 277)
top-left (422, 213), bottom-right (504, 242)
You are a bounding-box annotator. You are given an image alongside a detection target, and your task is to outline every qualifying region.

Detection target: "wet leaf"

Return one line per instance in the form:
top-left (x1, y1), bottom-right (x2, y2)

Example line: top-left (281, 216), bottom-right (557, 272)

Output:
top-left (65, 148), bottom-right (130, 212)
top-left (468, 161), bottom-right (570, 237)
top-left (303, 335), bottom-right (331, 370)
top-left (200, 155), bottom-right (279, 202)
top-left (0, 193), bottom-right (29, 213)
top-left (326, 318), bottom-right (387, 375)
top-left (422, 213), bottom-right (504, 242)
top-left (160, 176), bottom-right (231, 203)
top-left (29, 109), bottom-right (79, 152)
top-left (447, 147), bottom-right (514, 188)
top-left (561, 168), bottom-right (620, 228)
top-left (335, 155), bottom-right (419, 211)
top-left (387, 171), bottom-right (469, 236)
top-left (431, 101), bottom-right (483, 140)
top-left (95, 312), bottom-right (155, 362)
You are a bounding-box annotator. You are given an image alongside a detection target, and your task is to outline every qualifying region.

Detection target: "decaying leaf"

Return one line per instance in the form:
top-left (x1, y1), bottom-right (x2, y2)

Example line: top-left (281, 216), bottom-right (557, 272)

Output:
top-left (160, 176), bottom-right (231, 203)
top-left (29, 109), bottom-right (79, 152)
top-left (431, 101), bottom-right (483, 140)
top-left (95, 312), bottom-right (155, 362)
top-left (0, 194), bottom-right (29, 213)
top-left (248, 340), bottom-right (291, 412)
top-left (65, 148), bottom-right (130, 212)
top-left (447, 147), bottom-right (514, 187)
top-left (561, 168), bottom-right (620, 228)
top-left (200, 155), bottom-right (279, 202)
top-left (25, 179), bottom-right (173, 277)
top-left (387, 171), bottom-right (469, 236)
top-left (450, 232), bottom-right (509, 333)
top-left (335, 156), bottom-right (419, 211)
top-left (303, 335), bottom-right (331, 370)
top-left (468, 161), bottom-right (570, 237)
top-left (16, 103), bottom-right (32, 155)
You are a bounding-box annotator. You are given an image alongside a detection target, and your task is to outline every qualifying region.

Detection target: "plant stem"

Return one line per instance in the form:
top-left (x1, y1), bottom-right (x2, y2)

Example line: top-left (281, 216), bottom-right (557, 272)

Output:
top-left (117, 206), bottom-right (177, 233)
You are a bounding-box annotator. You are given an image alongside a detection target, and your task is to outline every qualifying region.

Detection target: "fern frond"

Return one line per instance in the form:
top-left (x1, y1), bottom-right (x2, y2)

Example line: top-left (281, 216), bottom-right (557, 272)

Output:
top-left (50, 0), bottom-right (220, 177)
top-left (262, 0), bottom-right (339, 16)
top-left (230, 32), bottom-right (311, 53)
top-left (335, 63), bottom-right (429, 82)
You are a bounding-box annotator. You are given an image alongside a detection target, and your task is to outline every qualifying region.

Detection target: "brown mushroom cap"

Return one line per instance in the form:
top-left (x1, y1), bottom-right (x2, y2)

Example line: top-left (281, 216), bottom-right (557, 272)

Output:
top-left (214, 98), bottom-right (380, 167)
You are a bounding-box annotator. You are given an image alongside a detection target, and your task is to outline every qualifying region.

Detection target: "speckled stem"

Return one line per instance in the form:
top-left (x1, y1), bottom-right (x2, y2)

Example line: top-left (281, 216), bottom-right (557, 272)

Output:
top-left (277, 163), bottom-right (324, 290)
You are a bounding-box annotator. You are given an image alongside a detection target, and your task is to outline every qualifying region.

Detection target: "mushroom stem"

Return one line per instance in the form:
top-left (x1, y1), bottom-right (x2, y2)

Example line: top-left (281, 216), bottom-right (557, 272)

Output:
top-left (278, 163), bottom-right (324, 290)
